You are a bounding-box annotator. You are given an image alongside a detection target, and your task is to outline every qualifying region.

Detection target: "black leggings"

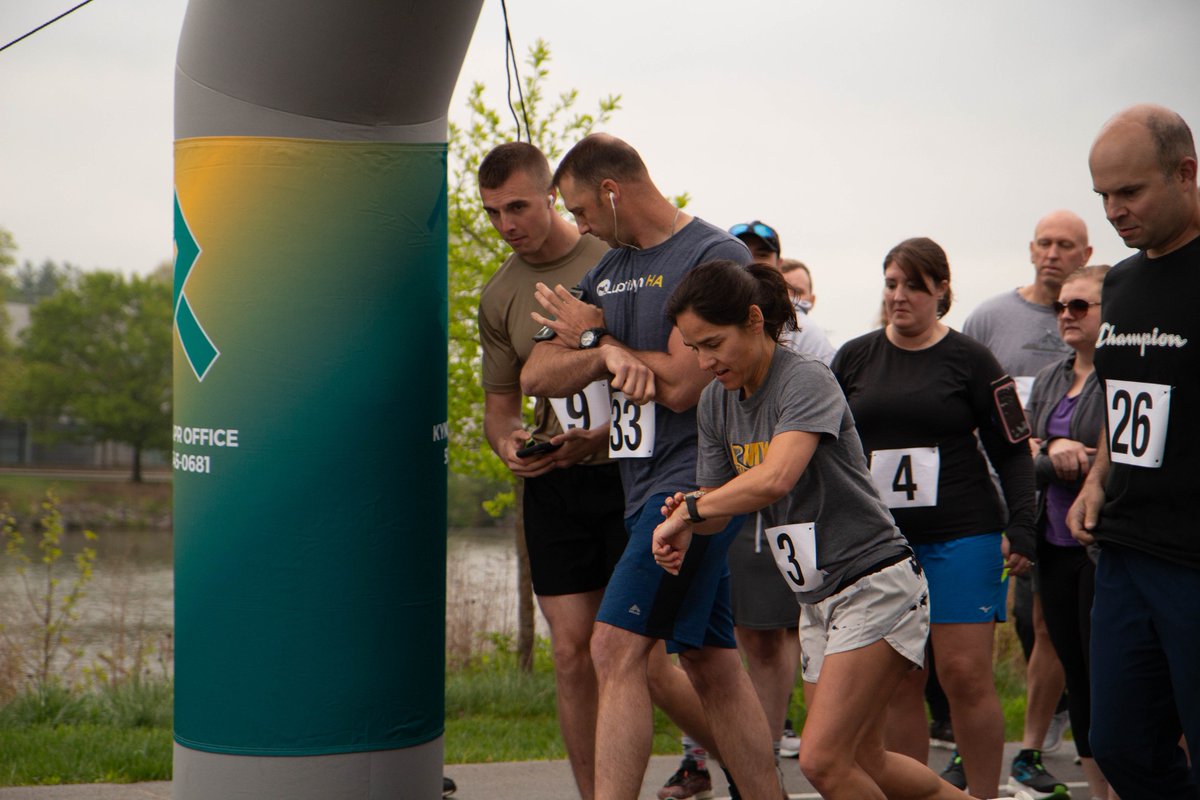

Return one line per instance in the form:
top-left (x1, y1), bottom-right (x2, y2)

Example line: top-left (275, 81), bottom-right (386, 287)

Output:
top-left (1037, 539), bottom-right (1096, 758)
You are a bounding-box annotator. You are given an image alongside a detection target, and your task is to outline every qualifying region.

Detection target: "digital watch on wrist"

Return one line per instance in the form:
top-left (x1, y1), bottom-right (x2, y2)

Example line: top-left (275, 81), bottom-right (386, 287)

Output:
top-left (684, 491), bottom-right (706, 523)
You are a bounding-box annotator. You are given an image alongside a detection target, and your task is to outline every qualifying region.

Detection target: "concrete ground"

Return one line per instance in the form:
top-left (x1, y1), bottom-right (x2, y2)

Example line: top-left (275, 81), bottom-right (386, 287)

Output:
top-left (0, 742), bottom-right (1091, 799)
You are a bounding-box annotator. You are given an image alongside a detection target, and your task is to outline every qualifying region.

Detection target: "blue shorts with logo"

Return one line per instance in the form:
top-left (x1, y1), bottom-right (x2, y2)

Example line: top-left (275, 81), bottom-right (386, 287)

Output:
top-left (912, 532), bottom-right (1008, 624)
top-left (597, 493), bottom-right (742, 654)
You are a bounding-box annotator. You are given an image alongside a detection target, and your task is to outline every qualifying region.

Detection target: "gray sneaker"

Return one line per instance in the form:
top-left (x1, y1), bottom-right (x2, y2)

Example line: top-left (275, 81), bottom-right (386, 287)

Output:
top-left (1041, 709), bottom-right (1070, 754)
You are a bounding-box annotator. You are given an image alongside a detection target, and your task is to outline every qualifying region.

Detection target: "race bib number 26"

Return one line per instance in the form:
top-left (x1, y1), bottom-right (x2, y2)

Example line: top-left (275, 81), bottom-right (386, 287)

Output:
top-left (609, 392), bottom-right (655, 458)
top-left (1106, 379), bottom-right (1171, 468)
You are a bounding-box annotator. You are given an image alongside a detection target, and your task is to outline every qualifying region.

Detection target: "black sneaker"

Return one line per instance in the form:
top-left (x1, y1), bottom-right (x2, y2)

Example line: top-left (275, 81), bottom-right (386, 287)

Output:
top-left (1005, 748), bottom-right (1068, 798)
top-left (929, 718), bottom-right (955, 749)
top-left (720, 766), bottom-right (741, 800)
top-left (442, 776), bottom-right (456, 798)
top-left (657, 758), bottom-right (714, 800)
top-left (940, 750), bottom-right (967, 790)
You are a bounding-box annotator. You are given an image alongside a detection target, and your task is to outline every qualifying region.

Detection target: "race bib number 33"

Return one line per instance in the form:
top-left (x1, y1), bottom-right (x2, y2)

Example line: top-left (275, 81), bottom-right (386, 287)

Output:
top-left (609, 392), bottom-right (655, 458)
top-left (869, 447), bottom-right (939, 508)
top-left (1106, 379), bottom-right (1171, 468)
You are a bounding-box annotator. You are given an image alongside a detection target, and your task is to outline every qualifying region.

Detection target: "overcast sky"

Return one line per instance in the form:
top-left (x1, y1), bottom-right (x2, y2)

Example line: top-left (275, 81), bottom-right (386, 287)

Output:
top-left (2, 0), bottom-right (1198, 342)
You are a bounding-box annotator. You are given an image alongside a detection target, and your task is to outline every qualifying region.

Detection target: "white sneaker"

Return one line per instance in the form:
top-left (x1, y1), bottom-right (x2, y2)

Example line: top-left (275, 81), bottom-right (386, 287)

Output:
top-left (779, 727), bottom-right (800, 758)
top-left (1041, 709), bottom-right (1070, 754)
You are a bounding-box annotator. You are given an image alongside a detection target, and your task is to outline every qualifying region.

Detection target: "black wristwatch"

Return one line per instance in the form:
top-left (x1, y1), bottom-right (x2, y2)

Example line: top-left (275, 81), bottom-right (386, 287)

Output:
top-left (684, 491), bottom-right (706, 523)
top-left (579, 327), bottom-right (609, 349)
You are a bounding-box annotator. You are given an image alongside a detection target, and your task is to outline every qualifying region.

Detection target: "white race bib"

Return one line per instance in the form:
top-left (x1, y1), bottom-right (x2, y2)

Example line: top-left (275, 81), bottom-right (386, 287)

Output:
top-left (608, 392), bottom-right (655, 458)
top-left (1106, 379), bottom-right (1171, 468)
top-left (765, 522), bottom-right (823, 593)
top-left (549, 380), bottom-right (610, 431)
top-left (869, 447), bottom-right (940, 508)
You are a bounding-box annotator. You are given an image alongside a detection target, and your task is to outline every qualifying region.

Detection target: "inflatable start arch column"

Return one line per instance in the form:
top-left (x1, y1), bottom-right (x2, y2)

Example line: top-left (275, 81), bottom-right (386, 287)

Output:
top-left (172, 2), bottom-right (482, 797)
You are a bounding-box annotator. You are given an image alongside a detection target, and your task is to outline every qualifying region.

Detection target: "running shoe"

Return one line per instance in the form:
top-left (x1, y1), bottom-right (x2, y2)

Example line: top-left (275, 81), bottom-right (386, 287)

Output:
top-left (1006, 748), bottom-right (1068, 798)
top-left (657, 757), bottom-right (714, 800)
top-left (940, 750), bottom-right (967, 790)
top-left (929, 718), bottom-right (955, 749)
top-left (1041, 708), bottom-right (1070, 754)
top-left (779, 720), bottom-right (801, 758)
top-left (442, 775), bottom-right (456, 798)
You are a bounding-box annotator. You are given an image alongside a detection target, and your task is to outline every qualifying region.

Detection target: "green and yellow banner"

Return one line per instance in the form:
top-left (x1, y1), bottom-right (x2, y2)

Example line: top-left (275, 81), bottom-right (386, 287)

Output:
top-left (173, 138), bottom-right (449, 755)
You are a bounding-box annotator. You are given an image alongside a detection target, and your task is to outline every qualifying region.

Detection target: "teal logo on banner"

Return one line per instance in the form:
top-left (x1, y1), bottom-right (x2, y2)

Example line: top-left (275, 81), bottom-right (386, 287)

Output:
top-left (173, 192), bottom-right (219, 381)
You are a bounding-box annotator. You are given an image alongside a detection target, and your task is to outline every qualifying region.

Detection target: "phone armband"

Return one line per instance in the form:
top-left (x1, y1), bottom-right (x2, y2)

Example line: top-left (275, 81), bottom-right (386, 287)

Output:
top-left (991, 375), bottom-right (1031, 444)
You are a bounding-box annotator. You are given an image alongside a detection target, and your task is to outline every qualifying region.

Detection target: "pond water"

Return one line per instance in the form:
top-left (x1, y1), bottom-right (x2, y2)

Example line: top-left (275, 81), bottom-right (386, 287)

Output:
top-left (0, 526), bottom-right (543, 683)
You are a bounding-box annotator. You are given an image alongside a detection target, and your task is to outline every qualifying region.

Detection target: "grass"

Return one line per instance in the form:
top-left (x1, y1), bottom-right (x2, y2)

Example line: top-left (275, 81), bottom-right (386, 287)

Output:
top-left (0, 474), bottom-right (171, 528)
top-left (0, 682), bottom-right (173, 786)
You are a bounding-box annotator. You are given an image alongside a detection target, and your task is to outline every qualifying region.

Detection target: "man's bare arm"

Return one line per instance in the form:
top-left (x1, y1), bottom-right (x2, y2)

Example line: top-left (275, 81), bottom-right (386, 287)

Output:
top-left (1067, 435), bottom-right (1110, 546)
top-left (483, 391), bottom-right (555, 478)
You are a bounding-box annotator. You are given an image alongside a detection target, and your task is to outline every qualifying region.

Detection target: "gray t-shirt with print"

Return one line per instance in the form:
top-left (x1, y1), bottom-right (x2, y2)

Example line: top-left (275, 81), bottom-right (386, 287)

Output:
top-left (963, 288), bottom-right (1071, 404)
top-left (696, 346), bottom-right (909, 604)
top-left (578, 217), bottom-right (750, 518)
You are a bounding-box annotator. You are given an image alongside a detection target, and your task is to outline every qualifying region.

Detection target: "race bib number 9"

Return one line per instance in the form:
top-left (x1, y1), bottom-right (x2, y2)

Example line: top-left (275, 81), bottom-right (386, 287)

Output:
top-left (609, 392), bottom-right (655, 458)
top-left (1106, 379), bottom-right (1171, 468)
top-left (869, 447), bottom-right (939, 508)
top-left (765, 522), bottom-right (823, 593)
top-left (550, 380), bottom-right (610, 431)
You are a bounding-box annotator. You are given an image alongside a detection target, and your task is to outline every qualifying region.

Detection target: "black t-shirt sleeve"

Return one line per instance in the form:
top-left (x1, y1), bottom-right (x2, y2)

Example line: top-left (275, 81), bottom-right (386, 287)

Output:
top-left (964, 339), bottom-right (1037, 558)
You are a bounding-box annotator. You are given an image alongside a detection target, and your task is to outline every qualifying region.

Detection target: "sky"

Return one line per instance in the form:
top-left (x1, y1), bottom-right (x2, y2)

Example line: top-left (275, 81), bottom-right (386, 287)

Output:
top-left (2, 0), bottom-right (1199, 343)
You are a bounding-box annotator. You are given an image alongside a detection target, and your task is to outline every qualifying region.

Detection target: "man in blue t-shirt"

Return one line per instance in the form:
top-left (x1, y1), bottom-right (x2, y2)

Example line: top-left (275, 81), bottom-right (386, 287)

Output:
top-left (522, 134), bottom-right (779, 800)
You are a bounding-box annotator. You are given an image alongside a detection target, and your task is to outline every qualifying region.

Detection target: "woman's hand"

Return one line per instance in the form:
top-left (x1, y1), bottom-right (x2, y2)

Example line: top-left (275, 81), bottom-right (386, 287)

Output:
top-left (1046, 437), bottom-right (1096, 482)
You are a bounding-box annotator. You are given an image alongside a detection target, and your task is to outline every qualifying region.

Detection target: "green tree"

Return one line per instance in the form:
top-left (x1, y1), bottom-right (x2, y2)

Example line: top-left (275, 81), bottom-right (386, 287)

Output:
top-left (7, 271), bottom-right (172, 482)
top-left (12, 259), bottom-right (80, 304)
top-left (447, 39), bottom-right (620, 514)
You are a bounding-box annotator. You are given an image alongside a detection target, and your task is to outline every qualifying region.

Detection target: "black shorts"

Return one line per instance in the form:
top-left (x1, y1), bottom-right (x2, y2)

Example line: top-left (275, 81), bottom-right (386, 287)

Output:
top-left (522, 463), bottom-right (626, 597)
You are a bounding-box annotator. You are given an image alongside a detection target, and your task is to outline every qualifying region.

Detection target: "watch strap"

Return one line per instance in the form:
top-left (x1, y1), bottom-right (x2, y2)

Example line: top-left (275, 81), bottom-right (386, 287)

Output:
top-left (684, 492), bottom-right (706, 523)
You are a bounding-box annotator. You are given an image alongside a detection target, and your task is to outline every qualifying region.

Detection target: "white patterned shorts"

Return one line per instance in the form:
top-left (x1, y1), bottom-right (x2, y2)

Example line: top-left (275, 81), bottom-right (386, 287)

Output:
top-left (799, 555), bottom-right (930, 683)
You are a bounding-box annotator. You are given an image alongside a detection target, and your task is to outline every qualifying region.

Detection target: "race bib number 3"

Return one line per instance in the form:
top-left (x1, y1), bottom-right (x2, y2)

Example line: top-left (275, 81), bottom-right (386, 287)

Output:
top-left (869, 447), bottom-right (939, 508)
top-left (550, 380), bottom-right (610, 431)
top-left (609, 392), bottom-right (655, 458)
top-left (765, 522), bottom-right (823, 593)
top-left (1106, 379), bottom-right (1171, 468)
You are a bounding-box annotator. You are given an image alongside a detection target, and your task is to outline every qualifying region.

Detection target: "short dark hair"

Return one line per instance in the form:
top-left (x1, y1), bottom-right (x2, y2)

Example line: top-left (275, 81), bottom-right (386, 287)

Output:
top-left (553, 134), bottom-right (649, 189)
top-left (666, 260), bottom-right (797, 343)
top-left (884, 237), bottom-right (953, 318)
top-left (779, 258), bottom-right (812, 290)
top-left (1144, 109), bottom-right (1198, 179)
top-left (479, 142), bottom-right (552, 191)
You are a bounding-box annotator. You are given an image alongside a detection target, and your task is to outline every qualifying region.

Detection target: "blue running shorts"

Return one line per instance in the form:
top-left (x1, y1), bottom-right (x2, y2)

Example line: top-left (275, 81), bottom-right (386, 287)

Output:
top-left (912, 532), bottom-right (1008, 623)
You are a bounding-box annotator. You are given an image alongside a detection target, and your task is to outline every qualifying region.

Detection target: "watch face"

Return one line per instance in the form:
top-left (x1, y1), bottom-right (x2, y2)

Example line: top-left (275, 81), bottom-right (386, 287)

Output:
top-left (581, 330), bottom-right (597, 348)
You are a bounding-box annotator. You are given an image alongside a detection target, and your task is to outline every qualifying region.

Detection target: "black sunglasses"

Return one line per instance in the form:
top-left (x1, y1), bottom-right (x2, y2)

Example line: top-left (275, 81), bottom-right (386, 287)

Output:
top-left (1052, 299), bottom-right (1100, 316)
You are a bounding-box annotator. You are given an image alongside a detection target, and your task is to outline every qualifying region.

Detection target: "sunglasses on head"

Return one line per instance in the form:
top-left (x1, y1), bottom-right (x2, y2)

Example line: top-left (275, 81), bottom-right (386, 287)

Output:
top-left (729, 222), bottom-right (779, 252)
top-left (1052, 299), bottom-right (1100, 316)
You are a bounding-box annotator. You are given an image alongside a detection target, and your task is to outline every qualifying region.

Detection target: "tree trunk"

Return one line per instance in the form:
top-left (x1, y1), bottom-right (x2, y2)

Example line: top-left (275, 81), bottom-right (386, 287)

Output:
top-left (514, 479), bottom-right (534, 672)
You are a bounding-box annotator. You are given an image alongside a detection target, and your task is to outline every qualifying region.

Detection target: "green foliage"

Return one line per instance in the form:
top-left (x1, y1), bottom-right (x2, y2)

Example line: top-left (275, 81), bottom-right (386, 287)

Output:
top-left (0, 681), bottom-right (173, 786)
top-left (6, 270), bottom-right (171, 482)
top-left (447, 40), bottom-right (620, 516)
top-left (1, 491), bottom-right (98, 690)
top-left (11, 259), bottom-right (80, 304)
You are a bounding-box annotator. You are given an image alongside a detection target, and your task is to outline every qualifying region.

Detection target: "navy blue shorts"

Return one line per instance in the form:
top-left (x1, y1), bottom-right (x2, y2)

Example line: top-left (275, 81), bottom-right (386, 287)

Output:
top-left (596, 493), bottom-right (742, 654)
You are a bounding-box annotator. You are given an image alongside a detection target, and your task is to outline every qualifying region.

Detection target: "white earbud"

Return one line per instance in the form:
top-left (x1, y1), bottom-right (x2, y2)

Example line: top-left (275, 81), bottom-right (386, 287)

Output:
top-left (608, 192), bottom-right (615, 208)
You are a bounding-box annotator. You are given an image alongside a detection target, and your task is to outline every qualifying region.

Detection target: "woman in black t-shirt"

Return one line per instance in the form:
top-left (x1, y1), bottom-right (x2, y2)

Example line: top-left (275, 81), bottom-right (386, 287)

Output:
top-left (831, 237), bottom-right (1036, 799)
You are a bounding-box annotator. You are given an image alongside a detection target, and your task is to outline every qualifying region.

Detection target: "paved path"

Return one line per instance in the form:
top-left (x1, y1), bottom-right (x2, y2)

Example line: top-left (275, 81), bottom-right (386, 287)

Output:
top-left (0, 743), bottom-right (1090, 799)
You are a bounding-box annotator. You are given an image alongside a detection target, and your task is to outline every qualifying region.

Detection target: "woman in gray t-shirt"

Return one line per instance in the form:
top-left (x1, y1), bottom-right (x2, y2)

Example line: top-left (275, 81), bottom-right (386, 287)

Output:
top-left (653, 260), bottom-right (968, 800)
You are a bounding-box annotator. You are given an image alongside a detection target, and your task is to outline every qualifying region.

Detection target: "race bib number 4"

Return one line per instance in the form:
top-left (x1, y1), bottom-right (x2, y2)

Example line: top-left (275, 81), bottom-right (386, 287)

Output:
top-left (765, 522), bottom-right (823, 593)
top-left (869, 447), bottom-right (939, 508)
top-left (609, 392), bottom-right (655, 458)
top-left (549, 380), bottom-right (610, 431)
top-left (1106, 379), bottom-right (1171, 468)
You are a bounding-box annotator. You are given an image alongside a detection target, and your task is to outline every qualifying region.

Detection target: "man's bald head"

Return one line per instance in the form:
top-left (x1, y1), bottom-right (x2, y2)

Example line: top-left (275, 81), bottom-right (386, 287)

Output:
top-left (1029, 209), bottom-right (1092, 295)
top-left (1090, 104), bottom-right (1200, 257)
